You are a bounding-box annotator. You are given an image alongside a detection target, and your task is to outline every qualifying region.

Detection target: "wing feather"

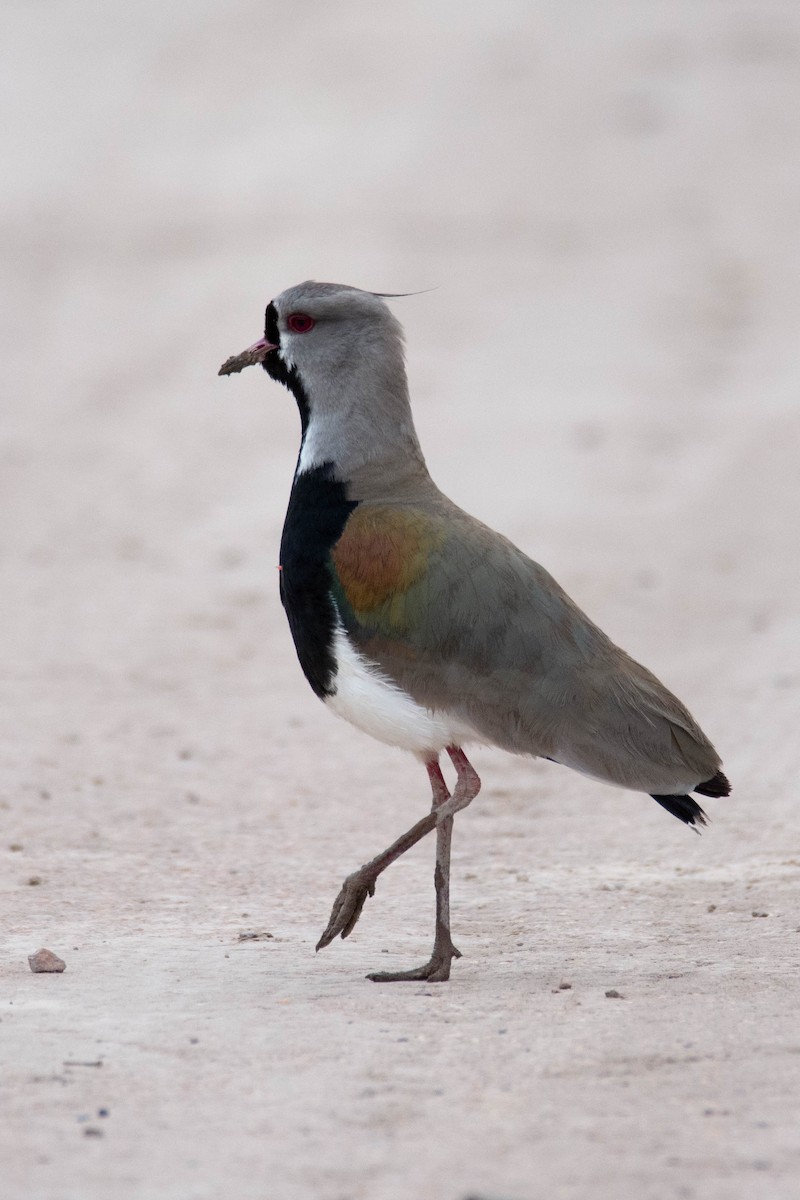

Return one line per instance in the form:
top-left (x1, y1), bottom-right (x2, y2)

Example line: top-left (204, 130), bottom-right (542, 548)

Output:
top-left (327, 500), bottom-right (721, 792)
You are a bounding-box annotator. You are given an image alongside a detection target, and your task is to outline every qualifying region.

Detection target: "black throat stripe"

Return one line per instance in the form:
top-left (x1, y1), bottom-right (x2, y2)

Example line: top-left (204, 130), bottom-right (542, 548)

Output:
top-left (279, 463), bottom-right (358, 698)
top-left (262, 300), bottom-right (310, 436)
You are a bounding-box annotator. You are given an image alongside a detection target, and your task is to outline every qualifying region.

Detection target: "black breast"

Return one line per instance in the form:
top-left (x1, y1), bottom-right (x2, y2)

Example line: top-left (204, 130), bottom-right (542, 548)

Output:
top-left (279, 462), bottom-right (358, 698)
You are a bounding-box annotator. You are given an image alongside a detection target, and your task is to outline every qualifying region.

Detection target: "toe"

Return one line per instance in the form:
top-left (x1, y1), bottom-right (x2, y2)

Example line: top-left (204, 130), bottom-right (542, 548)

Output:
top-left (316, 872), bottom-right (376, 950)
top-left (366, 955), bottom-right (453, 983)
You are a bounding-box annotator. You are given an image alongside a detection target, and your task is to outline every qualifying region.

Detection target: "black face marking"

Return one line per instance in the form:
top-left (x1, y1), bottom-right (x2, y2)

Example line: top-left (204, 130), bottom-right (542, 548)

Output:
top-left (264, 299), bottom-right (280, 346)
top-left (262, 301), bottom-right (310, 436)
top-left (279, 462), bottom-right (358, 698)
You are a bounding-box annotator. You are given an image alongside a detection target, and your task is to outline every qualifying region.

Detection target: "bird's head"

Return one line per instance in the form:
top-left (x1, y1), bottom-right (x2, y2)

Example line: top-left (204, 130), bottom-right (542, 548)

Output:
top-left (220, 281), bottom-right (423, 475)
top-left (220, 281), bottom-right (404, 382)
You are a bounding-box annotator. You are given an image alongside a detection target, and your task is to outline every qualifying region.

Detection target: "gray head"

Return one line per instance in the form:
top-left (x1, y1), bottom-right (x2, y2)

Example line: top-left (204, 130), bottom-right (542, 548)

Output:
top-left (220, 281), bottom-right (425, 480)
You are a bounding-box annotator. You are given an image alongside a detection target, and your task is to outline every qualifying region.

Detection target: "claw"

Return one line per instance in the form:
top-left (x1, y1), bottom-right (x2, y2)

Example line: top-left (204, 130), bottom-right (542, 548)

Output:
top-left (366, 939), bottom-right (462, 983)
top-left (316, 870), bottom-right (376, 951)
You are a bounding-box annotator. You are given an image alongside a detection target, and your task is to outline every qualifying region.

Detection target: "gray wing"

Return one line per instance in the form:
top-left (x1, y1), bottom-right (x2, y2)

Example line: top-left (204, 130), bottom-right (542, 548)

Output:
top-left (335, 501), bottom-right (721, 794)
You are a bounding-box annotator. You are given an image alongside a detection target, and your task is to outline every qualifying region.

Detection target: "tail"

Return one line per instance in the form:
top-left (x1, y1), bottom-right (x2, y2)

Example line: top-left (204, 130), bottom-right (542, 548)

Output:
top-left (651, 770), bottom-right (731, 830)
top-left (694, 770), bottom-right (731, 798)
top-left (651, 793), bottom-right (708, 827)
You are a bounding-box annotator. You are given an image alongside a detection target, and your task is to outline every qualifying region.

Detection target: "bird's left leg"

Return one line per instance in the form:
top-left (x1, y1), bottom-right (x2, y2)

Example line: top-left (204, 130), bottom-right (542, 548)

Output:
top-left (316, 746), bottom-right (481, 980)
top-left (367, 754), bottom-right (466, 983)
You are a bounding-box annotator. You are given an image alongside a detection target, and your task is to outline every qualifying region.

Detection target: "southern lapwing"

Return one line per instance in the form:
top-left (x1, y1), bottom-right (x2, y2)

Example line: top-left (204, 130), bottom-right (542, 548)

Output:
top-left (219, 281), bottom-right (730, 982)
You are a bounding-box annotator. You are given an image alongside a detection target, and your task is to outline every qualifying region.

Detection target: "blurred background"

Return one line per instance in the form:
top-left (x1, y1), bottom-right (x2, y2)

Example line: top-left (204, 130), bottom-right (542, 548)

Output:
top-left (3, 0), bottom-right (797, 795)
top-left (3, 3), bottom-right (800, 1196)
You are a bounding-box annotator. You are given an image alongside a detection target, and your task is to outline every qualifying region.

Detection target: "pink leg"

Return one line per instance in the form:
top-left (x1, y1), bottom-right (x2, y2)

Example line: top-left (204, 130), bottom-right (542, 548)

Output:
top-left (316, 746), bottom-right (482, 983)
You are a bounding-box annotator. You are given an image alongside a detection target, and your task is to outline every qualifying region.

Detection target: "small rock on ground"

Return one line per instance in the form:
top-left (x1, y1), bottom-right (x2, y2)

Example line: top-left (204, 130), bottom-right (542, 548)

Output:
top-left (28, 948), bottom-right (66, 973)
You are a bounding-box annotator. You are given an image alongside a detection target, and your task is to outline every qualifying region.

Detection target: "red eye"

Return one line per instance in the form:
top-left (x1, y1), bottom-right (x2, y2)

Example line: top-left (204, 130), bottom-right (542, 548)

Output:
top-left (287, 312), bottom-right (315, 334)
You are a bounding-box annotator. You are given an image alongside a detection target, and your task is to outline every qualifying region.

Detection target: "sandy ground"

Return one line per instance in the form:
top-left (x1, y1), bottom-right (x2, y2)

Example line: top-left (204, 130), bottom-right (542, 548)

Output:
top-left (3, 3), bottom-right (800, 1197)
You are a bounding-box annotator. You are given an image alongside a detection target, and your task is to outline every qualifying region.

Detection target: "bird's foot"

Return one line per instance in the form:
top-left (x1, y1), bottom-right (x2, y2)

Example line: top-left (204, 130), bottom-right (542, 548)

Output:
top-left (367, 938), bottom-right (462, 984)
top-left (316, 866), bottom-right (377, 950)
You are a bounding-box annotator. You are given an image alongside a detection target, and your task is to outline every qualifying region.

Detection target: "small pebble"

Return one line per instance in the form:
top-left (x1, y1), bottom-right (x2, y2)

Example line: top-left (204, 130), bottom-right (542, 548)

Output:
top-left (605, 989), bottom-right (624, 999)
top-left (28, 949), bottom-right (66, 973)
top-left (28, 876), bottom-right (42, 886)
top-left (752, 910), bottom-right (768, 918)
top-left (83, 1127), bottom-right (103, 1138)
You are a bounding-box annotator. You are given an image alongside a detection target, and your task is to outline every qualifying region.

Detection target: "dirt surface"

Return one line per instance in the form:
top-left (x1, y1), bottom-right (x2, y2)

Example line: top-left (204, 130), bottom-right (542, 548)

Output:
top-left (3, 4), bottom-right (800, 1198)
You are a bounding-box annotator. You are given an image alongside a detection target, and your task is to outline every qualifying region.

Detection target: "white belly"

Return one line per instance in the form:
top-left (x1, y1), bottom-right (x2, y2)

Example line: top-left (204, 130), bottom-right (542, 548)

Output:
top-left (325, 626), bottom-right (477, 757)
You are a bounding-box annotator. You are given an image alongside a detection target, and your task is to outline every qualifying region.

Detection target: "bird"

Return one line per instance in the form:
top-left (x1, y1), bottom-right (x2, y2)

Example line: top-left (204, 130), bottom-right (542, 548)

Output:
top-left (219, 280), bottom-right (730, 983)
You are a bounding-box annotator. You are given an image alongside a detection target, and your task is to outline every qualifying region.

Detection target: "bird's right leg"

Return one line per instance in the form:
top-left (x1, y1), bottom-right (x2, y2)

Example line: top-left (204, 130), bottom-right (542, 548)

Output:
top-left (315, 763), bottom-right (444, 952)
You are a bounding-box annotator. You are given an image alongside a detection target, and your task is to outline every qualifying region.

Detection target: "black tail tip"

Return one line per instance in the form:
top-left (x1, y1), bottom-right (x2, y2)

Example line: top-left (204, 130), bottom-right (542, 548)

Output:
top-left (651, 793), bottom-right (709, 828)
top-left (695, 771), bottom-right (731, 799)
